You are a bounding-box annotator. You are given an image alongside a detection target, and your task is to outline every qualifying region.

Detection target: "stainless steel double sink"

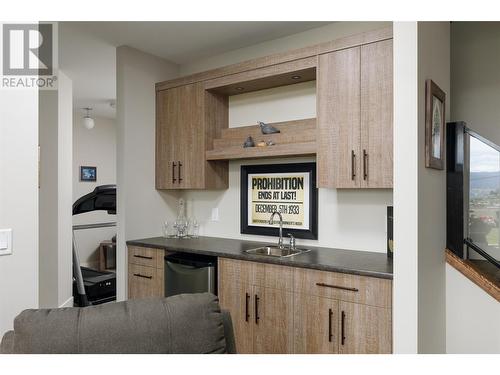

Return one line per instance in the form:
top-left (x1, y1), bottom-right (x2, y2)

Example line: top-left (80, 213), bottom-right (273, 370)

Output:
top-left (243, 246), bottom-right (310, 258)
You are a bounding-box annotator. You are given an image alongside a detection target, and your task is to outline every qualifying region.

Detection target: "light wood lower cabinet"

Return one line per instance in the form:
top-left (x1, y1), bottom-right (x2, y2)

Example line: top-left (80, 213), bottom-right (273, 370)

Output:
top-left (253, 286), bottom-right (294, 354)
top-left (218, 258), bottom-right (295, 353)
top-left (339, 302), bottom-right (392, 354)
top-left (218, 281), bottom-right (254, 354)
top-left (218, 258), bottom-right (392, 354)
top-left (294, 293), bottom-right (339, 354)
top-left (127, 246), bottom-right (165, 299)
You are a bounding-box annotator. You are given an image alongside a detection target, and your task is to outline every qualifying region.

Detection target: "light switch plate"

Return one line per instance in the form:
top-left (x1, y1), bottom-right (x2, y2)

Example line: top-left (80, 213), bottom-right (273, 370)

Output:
top-left (0, 229), bottom-right (13, 255)
top-left (211, 207), bottom-right (219, 222)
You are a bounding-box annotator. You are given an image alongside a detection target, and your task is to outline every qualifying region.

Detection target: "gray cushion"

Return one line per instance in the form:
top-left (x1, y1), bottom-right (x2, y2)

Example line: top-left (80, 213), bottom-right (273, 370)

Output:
top-left (7, 293), bottom-right (230, 354)
top-left (221, 310), bottom-right (236, 354)
top-left (0, 331), bottom-right (14, 354)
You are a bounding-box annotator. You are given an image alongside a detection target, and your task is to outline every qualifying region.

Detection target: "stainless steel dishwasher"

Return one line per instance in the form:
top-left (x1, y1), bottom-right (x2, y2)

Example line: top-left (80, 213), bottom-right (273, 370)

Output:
top-left (164, 252), bottom-right (217, 297)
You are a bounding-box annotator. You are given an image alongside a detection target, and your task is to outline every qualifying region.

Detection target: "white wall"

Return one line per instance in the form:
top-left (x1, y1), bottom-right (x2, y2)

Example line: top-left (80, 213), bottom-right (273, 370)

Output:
top-left (446, 264), bottom-right (500, 353)
top-left (447, 21), bottom-right (500, 354)
top-left (416, 22), bottom-right (450, 354)
top-left (181, 22), bottom-right (391, 75)
top-left (393, 22), bottom-right (419, 354)
top-left (392, 21), bottom-right (450, 354)
top-left (183, 81), bottom-right (392, 252)
top-left (116, 46), bottom-right (180, 300)
top-left (39, 90), bottom-right (59, 307)
top-left (73, 115), bottom-right (117, 268)
top-left (57, 73), bottom-right (73, 307)
top-left (451, 22), bottom-right (500, 146)
top-left (38, 72), bottom-right (74, 308)
top-left (0, 26), bottom-right (39, 334)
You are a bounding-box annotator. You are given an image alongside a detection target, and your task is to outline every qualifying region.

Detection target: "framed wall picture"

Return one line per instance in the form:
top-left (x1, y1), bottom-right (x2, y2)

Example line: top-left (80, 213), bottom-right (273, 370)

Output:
top-left (425, 79), bottom-right (446, 169)
top-left (80, 166), bottom-right (97, 182)
top-left (240, 163), bottom-right (318, 240)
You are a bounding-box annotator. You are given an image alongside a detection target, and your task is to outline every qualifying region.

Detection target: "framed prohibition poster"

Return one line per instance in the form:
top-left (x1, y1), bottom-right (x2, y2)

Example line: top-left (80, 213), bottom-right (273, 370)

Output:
top-left (240, 163), bottom-right (318, 240)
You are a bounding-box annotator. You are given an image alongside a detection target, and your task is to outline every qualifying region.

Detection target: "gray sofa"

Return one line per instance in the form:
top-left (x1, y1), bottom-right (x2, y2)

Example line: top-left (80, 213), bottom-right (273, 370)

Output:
top-left (0, 293), bottom-right (235, 354)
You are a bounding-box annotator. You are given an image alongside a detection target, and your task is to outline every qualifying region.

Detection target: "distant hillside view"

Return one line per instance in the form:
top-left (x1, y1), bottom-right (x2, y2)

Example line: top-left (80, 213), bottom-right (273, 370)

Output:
top-left (470, 171), bottom-right (500, 196)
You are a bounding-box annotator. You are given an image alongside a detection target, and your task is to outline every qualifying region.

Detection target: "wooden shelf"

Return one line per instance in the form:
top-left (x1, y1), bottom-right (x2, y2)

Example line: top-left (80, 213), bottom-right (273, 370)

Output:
top-left (206, 142), bottom-right (316, 161)
top-left (446, 249), bottom-right (500, 302)
top-left (206, 118), bottom-right (317, 161)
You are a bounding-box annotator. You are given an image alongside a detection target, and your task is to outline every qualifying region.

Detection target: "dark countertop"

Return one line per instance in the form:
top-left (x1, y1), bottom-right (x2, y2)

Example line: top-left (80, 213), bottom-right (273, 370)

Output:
top-left (127, 236), bottom-right (393, 280)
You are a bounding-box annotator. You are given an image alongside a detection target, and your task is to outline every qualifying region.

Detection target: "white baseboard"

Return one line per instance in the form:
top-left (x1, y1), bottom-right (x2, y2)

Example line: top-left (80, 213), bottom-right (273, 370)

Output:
top-left (59, 296), bottom-right (74, 308)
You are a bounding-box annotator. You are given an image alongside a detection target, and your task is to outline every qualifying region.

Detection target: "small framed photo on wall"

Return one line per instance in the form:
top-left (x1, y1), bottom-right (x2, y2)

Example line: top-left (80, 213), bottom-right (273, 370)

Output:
top-left (425, 79), bottom-right (446, 170)
top-left (80, 166), bottom-right (97, 182)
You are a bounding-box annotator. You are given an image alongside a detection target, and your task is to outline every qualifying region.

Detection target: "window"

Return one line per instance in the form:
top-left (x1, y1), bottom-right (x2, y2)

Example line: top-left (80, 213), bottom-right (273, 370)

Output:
top-left (447, 122), bottom-right (500, 269)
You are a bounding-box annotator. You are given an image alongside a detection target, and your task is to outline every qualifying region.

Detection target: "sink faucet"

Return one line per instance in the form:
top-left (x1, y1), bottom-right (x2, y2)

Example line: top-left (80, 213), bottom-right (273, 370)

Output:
top-left (269, 211), bottom-right (284, 249)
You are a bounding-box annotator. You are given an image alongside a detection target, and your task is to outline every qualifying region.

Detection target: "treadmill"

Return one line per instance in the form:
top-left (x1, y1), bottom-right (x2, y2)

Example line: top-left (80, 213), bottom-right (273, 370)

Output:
top-left (72, 185), bottom-right (117, 307)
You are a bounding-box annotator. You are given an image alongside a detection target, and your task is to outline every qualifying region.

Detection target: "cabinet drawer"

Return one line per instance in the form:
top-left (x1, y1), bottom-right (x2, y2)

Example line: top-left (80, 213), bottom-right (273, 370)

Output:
top-left (219, 258), bottom-right (255, 286)
top-left (294, 268), bottom-right (392, 308)
top-left (128, 246), bottom-right (164, 268)
top-left (254, 262), bottom-right (293, 291)
top-left (128, 263), bottom-right (163, 299)
top-left (218, 258), bottom-right (293, 291)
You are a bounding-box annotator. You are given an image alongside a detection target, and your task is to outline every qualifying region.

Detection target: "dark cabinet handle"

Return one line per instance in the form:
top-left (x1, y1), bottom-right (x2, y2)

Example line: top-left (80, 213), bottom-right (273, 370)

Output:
top-left (178, 161), bottom-right (183, 183)
top-left (363, 149), bottom-right (368, 180)
top-left (245, 293), bottom-right (250, 322)
top-left (254, 294), bottom-right (260, 324)
top-left (133, 273), bottom-right (152, 279)
top-left (316, 282), bottom-right (359, 292)
top-left (328, 308), bottom-right (333, 342)
top-left (172, 162), bottom-right (177, 183)
top-left (133, 254), bottom-right (153, 260)
top-left (351, 150), bottom-right (356, 180)
top-left (341, 311), bottom-right (346, 345)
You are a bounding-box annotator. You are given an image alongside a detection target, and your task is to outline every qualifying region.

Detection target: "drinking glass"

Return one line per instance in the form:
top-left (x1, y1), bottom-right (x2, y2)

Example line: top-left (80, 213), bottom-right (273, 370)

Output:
top-left (175, 218), bottom-right (188, 238)
top-left (163, 221), bottom-right (175, 238)
top-left (190, 219), bottom-right (200, 238)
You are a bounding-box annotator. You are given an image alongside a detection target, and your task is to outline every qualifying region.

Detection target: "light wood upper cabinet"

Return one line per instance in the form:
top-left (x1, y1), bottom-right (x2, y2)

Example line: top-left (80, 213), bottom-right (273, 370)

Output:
top-left (339, 301), bottom-right (392, 354)
top-left (317, 46), bottom-right (361, 189)
top-left (360, 39), bottom-right (393, 188)
top-left (156, 83), bottom-right (228, 190)
top-left (317, 39), bottom-right (393, 189)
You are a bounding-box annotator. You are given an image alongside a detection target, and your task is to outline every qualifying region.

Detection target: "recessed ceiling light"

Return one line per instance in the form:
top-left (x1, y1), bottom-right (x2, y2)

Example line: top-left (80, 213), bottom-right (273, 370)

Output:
top-left (235, 87), bottom-right (244, 91)
top-left (291, 75), bottom-right (301, 80)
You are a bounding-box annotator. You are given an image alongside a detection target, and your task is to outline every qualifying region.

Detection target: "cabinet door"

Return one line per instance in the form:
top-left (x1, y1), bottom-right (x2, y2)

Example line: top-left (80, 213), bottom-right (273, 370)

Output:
top-left (317, 47), bottom-right (361, 188)
top-left (253, 286), bottom-right (294, 354)
top-left (156, 88), bottom-right (180, 189)
top-left (175, 83), bottom-right (205, 189)
top-left (156, 84), bottom-right (204, 189)
top-left (339, 301), bottom-right (392, 354)
top-left (360, 39), bottom-right (393, 188)
top-left (294, 293), bottom-right (339, 354)
top-left (128, 264), bottom-right (163, 299)
top-left (218, 281), bottom-right (254, 354)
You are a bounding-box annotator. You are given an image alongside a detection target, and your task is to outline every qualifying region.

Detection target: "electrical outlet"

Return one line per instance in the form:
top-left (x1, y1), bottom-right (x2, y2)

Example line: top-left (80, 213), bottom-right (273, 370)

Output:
top-left (211, 207), bottom-right (219, 222)
top-left (0, 229), bottom-right (13, 256)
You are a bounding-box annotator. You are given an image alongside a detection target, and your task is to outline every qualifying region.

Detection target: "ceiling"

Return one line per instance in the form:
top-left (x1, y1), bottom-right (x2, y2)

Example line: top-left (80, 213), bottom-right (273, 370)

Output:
top-left (59, 22), bottom-right (331, 119)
